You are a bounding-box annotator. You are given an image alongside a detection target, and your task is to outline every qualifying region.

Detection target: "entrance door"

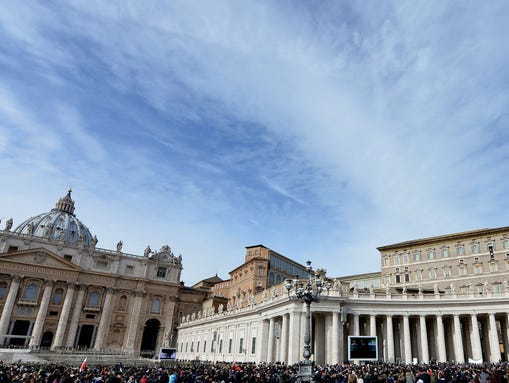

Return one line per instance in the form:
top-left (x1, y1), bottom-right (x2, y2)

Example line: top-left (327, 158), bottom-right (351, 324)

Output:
top-left (140, 319), bottom-right (161, 357)
top-left (9, 320), bottom-right (30, 346)
top-left (76, 325), bottom-right (95, 348)
top-left (41, 331), bottom-right (53, 348)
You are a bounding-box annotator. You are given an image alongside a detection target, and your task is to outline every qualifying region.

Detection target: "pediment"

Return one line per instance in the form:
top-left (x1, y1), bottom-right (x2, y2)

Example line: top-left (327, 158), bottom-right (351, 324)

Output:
top-left (0, 247), bottom-right (81, 271)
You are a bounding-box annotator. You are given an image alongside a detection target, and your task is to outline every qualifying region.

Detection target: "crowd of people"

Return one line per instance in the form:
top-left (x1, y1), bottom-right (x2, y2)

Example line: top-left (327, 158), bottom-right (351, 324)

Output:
top-left (0, 361), bottom-right (507, 383)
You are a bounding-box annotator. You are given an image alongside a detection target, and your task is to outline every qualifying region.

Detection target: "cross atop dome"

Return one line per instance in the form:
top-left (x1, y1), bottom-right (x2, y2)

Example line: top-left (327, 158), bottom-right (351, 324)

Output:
top-left (54, 188), bottom-right (75, 215)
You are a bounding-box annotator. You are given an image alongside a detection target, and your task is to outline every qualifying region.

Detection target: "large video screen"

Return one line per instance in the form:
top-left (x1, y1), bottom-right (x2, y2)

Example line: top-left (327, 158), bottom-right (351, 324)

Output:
top-left (348, 336), bottom-right (378, 361)
top-left (159, 348), bottom-right (177, 360)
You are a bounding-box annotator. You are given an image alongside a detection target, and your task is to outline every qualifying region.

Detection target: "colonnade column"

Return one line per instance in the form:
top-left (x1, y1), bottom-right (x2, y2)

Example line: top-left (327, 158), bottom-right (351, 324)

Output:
top-left (403, 314), bottom-right (412, 363)
top-left (94, 287), bottom-right (115, 349)
top-left (331, 312), bottom-right (339, 364)
top-left (386, 315), bottom-right (394, 362)
top-left (419, 315), bottom-right (429, 363)
top-left (51, 283), bottom-right (75, 350)
top-left (470, 314), bottom-right (482, 361)
top-left (267, 317), bottom-right (275, 363)
top-left (370, 315), bottom-right (377, 336)
top-left (0, 276), bottom-right (22, 345)
top-left (453, 314), bottom-right (465, 363)
top-left (488, 313), bottom-right (501, 362)
top-left (124, 290), bottom-right (145, 354)
top-left (65, 284), bottom-right (86, 348)
top-left (436, 315), bottom-right (447, 362)
top-left (352, 313), bottom-right (360, 336)
top-left (29, 280), bottom-right (54, 347)
top-left (280, 314), bottom-right (289, 363)
top-left (288, 311), bottom-right (300, 364)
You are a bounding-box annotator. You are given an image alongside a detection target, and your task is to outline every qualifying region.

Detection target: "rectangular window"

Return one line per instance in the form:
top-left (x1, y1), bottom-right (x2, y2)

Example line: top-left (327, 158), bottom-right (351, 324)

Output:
top-left (459, 267), bottom-right (467, 276)
top-left (429, 269), bottom-right (437, 279)
top-left (414, 253), bottom-right (421, 262)
top-left (219, 339), bottom-right (223, 353)
top-left (428, 250), bottom-right (435, 260)
top-left (441, 248), bottom-right (449, 258)
top-left (197, 341), bottom-right (200, 353)
top-left (474, 265), bottom-right (482, 274)
top-left (503, 240), bottom-right (509, 249)
top-left (404, 274), bottom-right (410, 282)
top-left (95, 260), bottom-right (108, 269)
top-left (251, 337), bottom-right (256, 354)
top-left (157, 267), bottom-right (167, 278)
top-left (443, 267), bottom-right (451, 277)
top-left (228, 338), bottom-right (233, 353)
top-left (472, 244), bottom-right (480, 254)
top-left (204, 341), bottom-right (207, 352)
top-left (239, 338), bottom-right (244, 354)
top-left (125, 265), bottom-right (134, 274)
top-left (493, 284), bottom-right (502, 293)
top-left (64, 254), bottom-right (73, 262)
top-left (394, 255), bottom-right (400, 265)
top-left (456, 246), bottom-right (465, 256)
top-left (395, 274), bottom-right (401, 283)
top-left (489, 262), bottom-right (498, 272)
top-left (403, 254), bottom-right (409, 263)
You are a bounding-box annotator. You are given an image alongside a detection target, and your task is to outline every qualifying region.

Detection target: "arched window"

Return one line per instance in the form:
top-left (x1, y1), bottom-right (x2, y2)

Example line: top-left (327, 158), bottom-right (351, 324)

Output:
top-left (87, 291), bottom-right (100, 307)
top-left (150, 298), bottom-right (161, 314)
top-left (23, 283), bottom-right (39, 300)
top-left (52, 288), bottom-right (64, 305)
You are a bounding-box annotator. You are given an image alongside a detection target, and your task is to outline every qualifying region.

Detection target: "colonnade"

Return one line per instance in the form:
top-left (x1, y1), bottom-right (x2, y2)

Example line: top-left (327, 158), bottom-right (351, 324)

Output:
top-left (177, 299), bottom-right (509, 364)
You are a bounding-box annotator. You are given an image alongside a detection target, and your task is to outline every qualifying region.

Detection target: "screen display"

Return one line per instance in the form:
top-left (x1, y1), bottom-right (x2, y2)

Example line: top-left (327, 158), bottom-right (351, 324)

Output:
top-left (159, 348), bottom-right (177, 360)
top-left (348, 336), bottom-right (378, 360)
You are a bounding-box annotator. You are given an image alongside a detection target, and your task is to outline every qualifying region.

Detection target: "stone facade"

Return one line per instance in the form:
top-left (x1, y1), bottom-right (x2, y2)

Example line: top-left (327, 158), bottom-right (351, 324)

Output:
top-left (177, 227), bottom-right (509, 364)
top-left (0, 191), bottom-right (187, 356)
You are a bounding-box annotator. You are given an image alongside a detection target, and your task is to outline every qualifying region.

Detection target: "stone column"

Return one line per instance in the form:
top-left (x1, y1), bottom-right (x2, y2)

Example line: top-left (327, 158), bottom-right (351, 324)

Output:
top-left (94, 287), bottom-right (115, 349)
top-left (470, 314), bottom-right (482, 361)
top-left (436, 315), bottom-right (447, 362)
top-left (453, 314), bottom-right (465, 363)
top-left (124, 290), bottom-right (145, 354)
top-left (267, 317), bottom-right (275, 363)
top-left (161, 297), bottom-right (177, 349)
top-left (403, 314), bottom-right (412, 363)
top-left (386, 315), bottom-right (395, 363)
top-left (51, 283), bottom-right (76, 350)
top-left (65, 284), bottom-right (86, 348)
top-left (352, 313), bottom-right (360, 336)
top-left (29, 280), bottom-right (54, 348)
top-left (288, 310), bottom-right (300, 364)
top-left (280, 313), bottom-right (289, 364)
top-left (419, 315), bottom-right (429, 363)
top-left (370, 314), bottom-right (377, 336)
top-left (0, 276), bottom-right (22, 345)
top-left (488, 313), bottom-right (501, 362)
top-left (332, 312), bottom-right (339, 364)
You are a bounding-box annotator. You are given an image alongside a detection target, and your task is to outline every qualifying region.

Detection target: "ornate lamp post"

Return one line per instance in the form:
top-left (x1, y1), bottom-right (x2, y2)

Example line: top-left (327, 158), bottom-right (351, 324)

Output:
top-left (286, 261), bottom-right (331, 382)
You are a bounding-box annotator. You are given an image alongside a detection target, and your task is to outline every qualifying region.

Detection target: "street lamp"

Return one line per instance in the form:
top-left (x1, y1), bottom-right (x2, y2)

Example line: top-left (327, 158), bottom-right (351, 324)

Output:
top-left (286, 260), bottom-right (331, 382)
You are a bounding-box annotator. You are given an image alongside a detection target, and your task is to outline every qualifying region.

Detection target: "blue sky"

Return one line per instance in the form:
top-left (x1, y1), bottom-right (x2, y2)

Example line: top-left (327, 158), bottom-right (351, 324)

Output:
top-left (1, 1), bottom-right (509, 284)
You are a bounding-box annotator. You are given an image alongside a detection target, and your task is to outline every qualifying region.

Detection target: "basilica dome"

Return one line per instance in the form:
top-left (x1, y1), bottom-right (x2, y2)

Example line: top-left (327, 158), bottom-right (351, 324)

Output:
top-left (14, 190), bottom-right (95, 247)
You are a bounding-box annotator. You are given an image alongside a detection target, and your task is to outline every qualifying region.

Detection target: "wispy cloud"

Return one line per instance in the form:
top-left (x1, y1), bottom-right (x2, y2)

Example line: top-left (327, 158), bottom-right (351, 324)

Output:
top-left (0, 1), bottom-right (508, 281)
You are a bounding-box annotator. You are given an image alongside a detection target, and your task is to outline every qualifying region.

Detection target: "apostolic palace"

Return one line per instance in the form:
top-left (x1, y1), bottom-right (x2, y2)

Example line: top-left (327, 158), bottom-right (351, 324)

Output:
top-left (1, 191), bottom-right (509, 364)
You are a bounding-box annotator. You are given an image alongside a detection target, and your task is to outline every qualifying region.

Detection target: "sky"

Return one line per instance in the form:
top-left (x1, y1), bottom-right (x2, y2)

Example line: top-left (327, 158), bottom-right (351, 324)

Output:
top-left (1, 1), bottom-right (509, 285)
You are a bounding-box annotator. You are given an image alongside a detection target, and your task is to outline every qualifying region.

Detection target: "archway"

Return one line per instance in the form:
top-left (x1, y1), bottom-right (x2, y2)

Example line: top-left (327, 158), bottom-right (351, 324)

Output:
top-left (140, 319), bottom-right (161, 357)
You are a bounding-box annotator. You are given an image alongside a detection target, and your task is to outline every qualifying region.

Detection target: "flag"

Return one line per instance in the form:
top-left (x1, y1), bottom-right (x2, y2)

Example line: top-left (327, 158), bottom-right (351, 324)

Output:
top-left (80, 356), bottom-right (87, 372)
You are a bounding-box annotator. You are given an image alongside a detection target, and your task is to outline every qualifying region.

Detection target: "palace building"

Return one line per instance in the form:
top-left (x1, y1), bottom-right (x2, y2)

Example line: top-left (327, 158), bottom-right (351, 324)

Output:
top-left (0, 190), bottom-right (189, 356)
top-left (177, 227), bottom-right (509, 364)
top-left (3, 191), bottom-right (509, 364)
